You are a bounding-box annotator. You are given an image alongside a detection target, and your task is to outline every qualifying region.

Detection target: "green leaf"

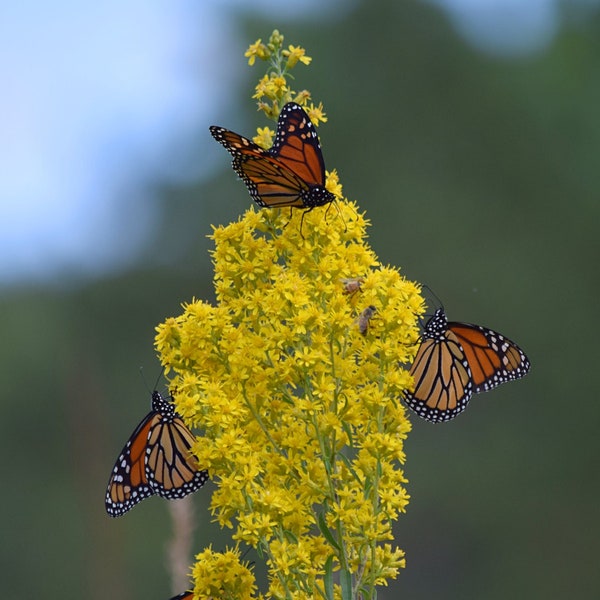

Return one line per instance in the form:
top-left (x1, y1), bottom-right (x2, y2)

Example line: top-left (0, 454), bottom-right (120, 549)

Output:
top-left (340, 568), bottom-right (353, 600)
top-left (324, 555), bottom-right (335, 600)
top-left (317, 512), bottom-right (341, 551)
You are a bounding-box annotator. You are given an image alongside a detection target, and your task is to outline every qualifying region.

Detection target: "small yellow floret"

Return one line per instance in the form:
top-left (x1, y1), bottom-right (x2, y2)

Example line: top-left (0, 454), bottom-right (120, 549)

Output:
top-left (245, 39), bottom-right (270, 65)
top-left (283, 44), bottom-right (312, 68)
top-left (252, 126), bottom-right (274, 149)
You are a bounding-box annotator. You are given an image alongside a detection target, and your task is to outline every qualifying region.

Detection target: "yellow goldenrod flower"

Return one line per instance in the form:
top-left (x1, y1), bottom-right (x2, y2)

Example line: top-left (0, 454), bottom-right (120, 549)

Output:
top-left (155, 29), bottom-right (426, 600)
top-left (282, 44), bottom-right (312, 68)
top-left (156, 202), bottom-right (423, 599)
top-left (247, 32), bottom-right (320, 117)
top-left (191, 546), bottom-right (256, 600)
top-left (253, 74), bottom-right (290, 111)
top-left (252, 126), bottom-right (274, 149)
top-left (321, 172), bottom-right (341, 204)
top-left (293, 90), bottom-right (312, 105)
top-left (306, 102), bottom-right (328, 126)
top-left (270, 76), bottom-right (288, 97)
top-left (245, 39), bottom-right (270, 65)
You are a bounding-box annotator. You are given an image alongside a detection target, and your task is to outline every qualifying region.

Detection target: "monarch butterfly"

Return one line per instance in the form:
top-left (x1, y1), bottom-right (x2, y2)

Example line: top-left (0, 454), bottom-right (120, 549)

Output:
top-left (403, 308), bottom-right (530, 423)
top-left (210, 103), bottom-right (336, 210)
top-left (105, 391), bottom-right (208, 517)
top-left (358, 305), bottom-right (377, 335)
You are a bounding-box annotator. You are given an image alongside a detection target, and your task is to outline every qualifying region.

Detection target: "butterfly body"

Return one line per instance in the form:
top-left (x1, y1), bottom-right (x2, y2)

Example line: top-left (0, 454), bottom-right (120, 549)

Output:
top-left (404, 308), bottom-right (530, 423)
top-left (105, 391), bottom-right (208, 517)
top-left (210, 103), bottom-right (335, 209)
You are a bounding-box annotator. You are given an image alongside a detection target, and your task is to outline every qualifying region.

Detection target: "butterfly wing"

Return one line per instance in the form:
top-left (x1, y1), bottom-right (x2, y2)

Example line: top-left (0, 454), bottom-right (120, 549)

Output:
top-left (270, 103), bottom-right (327, 184)
top-left (209, 127), bottom-right (277, 206)
top-left (403, 334), bottom-right (473, 423)
top-left (403, 308), bottom-right (473, 423)
top-left (105, 410), bottom-right (158, 517)
top-left (105, 391), bottom-right (208, 517)
top-left (403, 308), bottom-right (531, 423)
top-left (145, 412), bottom-right (209, 499)
top-left (233, 149), bottom-right (312, 208)
top-left (448, 321), bottom-right (531, 393)
top-left (209, 103), bottom-right (335, 209)
top-left (169, 593), bottom-right (193, 600)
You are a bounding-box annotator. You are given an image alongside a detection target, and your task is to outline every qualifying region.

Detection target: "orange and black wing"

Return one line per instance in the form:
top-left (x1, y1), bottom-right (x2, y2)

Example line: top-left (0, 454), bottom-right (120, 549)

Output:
top-left (403, 309), bottom-right (473, 423)
top-left (403, 308), bottom-right (531, 423)
top-left (145, 409), bottom-right (209, 499)
top-left (105, 391), bottom-right (208, 517)
top-left (269, 103), bottom-right (329, 188)
top-left (105, 409), bottom-right (158, 517)
top-left (169, 592), bottom-right (193, 600)
top-left (209, 103), bottom-right (335, 209)
top-left (447, 321), bottom-right (530, 393)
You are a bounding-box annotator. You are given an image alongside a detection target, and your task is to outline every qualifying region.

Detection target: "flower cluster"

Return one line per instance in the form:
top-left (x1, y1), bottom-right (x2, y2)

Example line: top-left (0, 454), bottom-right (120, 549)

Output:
top-left (246, 29), bottom-right (326, 132)
top-left (155, 31), bottom-right (425, 600)
top-left (190, 546), bottom-right (256, 600)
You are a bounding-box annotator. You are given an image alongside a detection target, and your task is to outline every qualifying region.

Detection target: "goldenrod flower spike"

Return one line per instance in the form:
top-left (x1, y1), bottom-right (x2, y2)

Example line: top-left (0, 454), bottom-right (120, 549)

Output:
top-left (155, 30), bottom-right (425, 600)
top-left (246, 30), bottom-right (314, 117)
top-left (191, 546), bottom-right (256, 600)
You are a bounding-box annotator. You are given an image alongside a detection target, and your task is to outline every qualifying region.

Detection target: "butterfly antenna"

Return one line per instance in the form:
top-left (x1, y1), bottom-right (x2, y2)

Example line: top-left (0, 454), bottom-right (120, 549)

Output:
top-left (139, 366), bottom-right (152, 395)
top-left (139, 365), bottom-right (166, 395)
top-left (421, 285), bottom-right (444, 311)
top-left (418, 285), bottom-right (446, 328)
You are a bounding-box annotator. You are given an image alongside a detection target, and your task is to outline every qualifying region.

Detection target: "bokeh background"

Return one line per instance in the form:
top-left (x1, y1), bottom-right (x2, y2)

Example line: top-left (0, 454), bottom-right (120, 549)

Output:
top-left (2, 1), bottom-right (599, 598)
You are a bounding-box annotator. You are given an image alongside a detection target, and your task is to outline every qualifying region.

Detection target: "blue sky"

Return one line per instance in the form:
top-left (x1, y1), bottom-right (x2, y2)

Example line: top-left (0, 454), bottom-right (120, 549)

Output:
top-left (1, 1), bottom-right (235, 284)
top-left (0, 0), bottom-right (580, 287)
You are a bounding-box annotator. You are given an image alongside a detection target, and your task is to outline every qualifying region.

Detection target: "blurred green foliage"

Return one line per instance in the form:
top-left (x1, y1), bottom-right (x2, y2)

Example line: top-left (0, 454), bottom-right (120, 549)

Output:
top-left (2, 2), bottom-right (599, 598)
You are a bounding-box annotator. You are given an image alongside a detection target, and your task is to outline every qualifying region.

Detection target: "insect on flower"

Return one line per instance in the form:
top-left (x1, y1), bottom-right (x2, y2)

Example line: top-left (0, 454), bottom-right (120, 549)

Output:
top-left (341, 277), bottom-right (364, 294)
top-left (403, 307), bottom-right (531, 423)
top-left (105, 391), bottom-right (209, 517)
top-left (358, 305), bottom-right (377, 335)
top-left (210, 103), bottom-right (336, 210)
